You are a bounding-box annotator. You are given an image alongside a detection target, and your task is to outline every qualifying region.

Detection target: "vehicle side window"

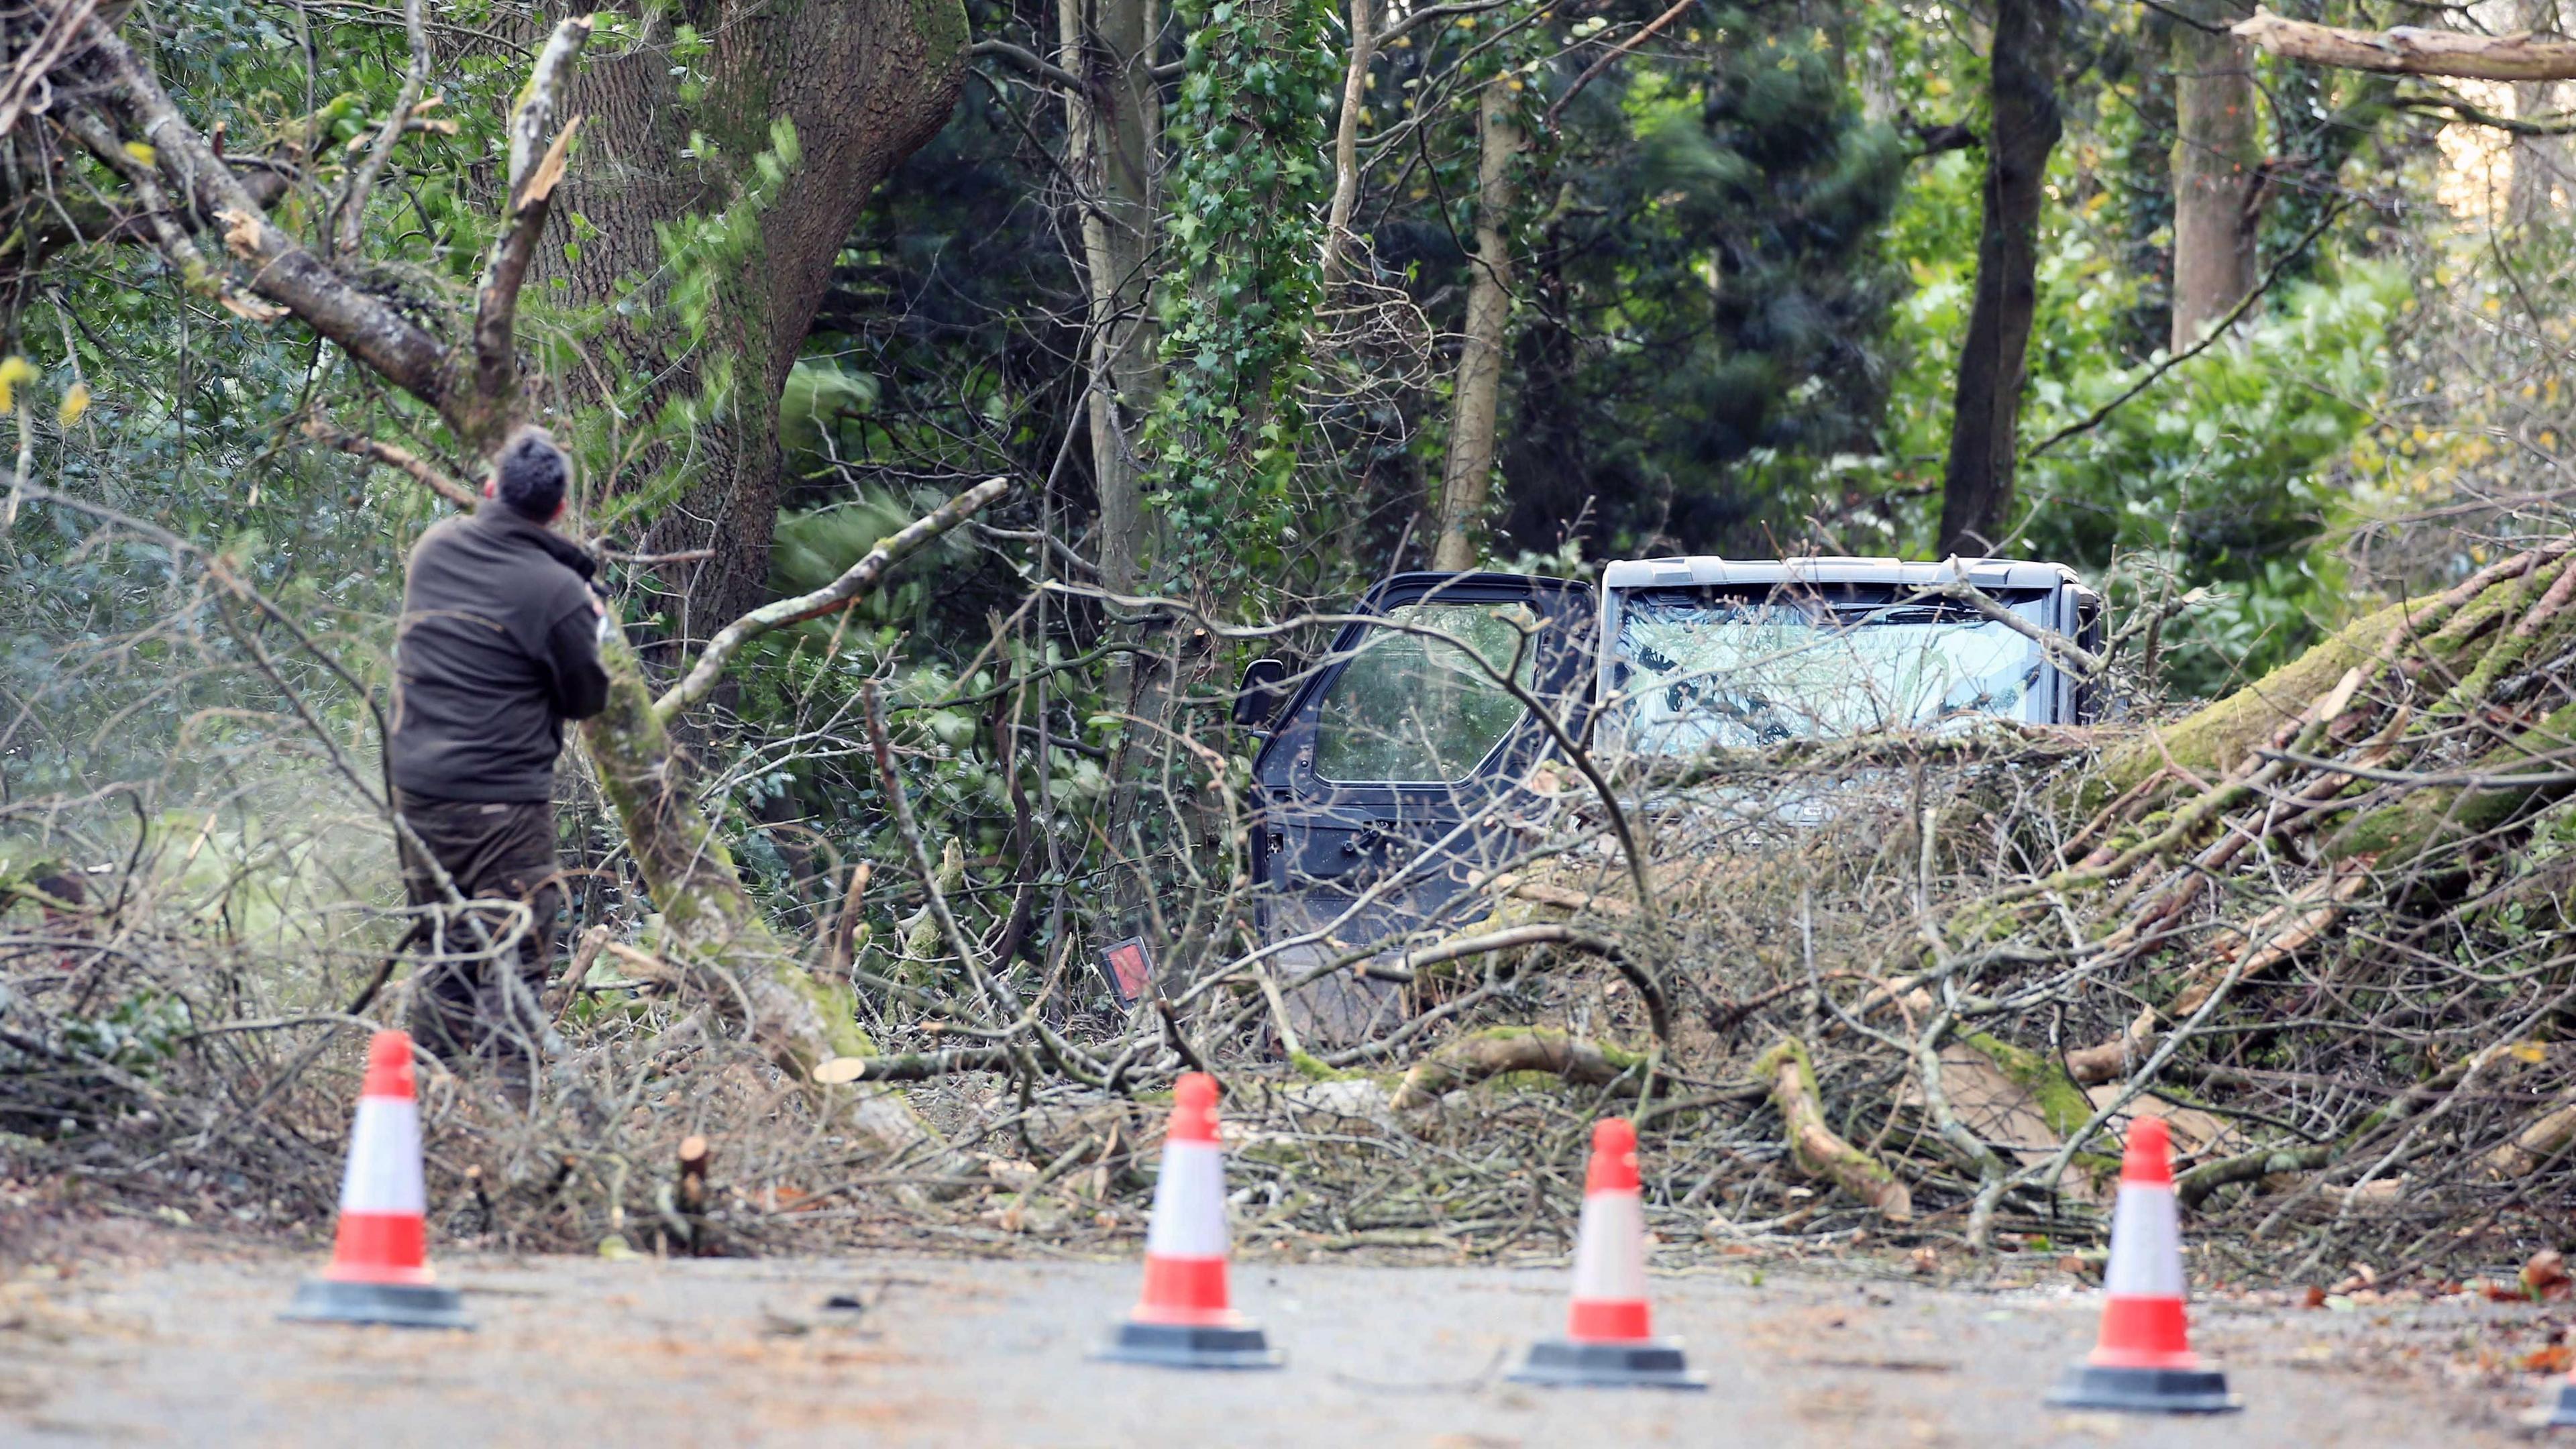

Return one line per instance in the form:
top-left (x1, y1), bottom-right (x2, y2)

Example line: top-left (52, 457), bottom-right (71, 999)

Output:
top-left (1312, 602), bottom-right (1532, 783)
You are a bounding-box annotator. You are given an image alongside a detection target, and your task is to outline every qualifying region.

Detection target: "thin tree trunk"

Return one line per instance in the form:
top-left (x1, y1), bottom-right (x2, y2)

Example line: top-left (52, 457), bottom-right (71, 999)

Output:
top-left (2121, 13), bottom-right (2179, 358)
top-left (1432, 84), bottom-right (1522, 573)
top-left (1935, 0), bottom-right (2063, 558)
top-left (2514, 0), bottom-right (2571, 223)
top-left (1319, 0), bottom-right (1376, 286)
top-left (1063, 0), bottom-right (1184, 930)
top-left (1061, 0), bottom-right (1165, 597)
top-left (2169, 0), bottom-right (2262, 352)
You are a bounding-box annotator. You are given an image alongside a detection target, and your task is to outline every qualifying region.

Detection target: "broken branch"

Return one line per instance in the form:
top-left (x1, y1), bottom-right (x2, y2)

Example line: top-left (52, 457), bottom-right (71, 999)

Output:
top-left (653, 478), bottom-right (1009, 720)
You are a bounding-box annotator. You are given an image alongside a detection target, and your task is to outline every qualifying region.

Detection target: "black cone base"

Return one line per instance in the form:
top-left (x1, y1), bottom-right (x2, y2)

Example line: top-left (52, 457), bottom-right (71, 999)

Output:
top-left (1508, 1338), bottom-right (1707, 1390)
top-left (280, 1277), bottom-right (474, 1330)
top-left (2532, 1378), bottom-right (2576, 1428)
top-left (1094, 1319), bottom-right (1283, 1370)
top-left (2046, 1362), bottom-right (2239, 1414)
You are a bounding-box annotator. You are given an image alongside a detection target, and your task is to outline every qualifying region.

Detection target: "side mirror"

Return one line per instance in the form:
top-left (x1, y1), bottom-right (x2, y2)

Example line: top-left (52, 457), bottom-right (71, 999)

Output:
top-left (1233, 657), bottom-right (1291, 730)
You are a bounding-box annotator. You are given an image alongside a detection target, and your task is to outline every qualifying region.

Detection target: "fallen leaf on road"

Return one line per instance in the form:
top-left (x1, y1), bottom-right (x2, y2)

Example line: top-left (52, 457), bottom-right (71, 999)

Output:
top-left (2522, 1344), bottom-right (2575, 1375)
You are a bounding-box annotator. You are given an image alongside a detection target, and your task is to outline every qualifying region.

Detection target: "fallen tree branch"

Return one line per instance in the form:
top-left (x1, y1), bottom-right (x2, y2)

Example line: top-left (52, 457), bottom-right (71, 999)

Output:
top-left (1754, 1036), bottom-right (1913, 1222)
top-left (654, 478), bottom-right (1008, 720)
top-left (1368, 922), bottom-right (1672, 1044)
top-left (1387, 1026), bottom-right (1646, 1112)
top-left (809, 1044), bottom-right (1016, 1083)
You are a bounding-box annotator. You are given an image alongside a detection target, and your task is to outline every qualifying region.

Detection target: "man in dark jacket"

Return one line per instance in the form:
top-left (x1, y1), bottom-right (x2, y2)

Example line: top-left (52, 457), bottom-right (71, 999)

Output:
top-left (388, 427), bottom-right (609, 1095)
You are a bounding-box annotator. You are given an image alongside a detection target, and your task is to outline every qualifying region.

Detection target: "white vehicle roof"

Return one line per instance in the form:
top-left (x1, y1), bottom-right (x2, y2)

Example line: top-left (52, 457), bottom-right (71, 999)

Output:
top-left (1598, 555), bottom-right (2084, 592)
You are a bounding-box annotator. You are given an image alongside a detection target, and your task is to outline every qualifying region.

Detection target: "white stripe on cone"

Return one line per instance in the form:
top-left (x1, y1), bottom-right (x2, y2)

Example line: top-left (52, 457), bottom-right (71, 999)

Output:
top-left (1144, 1141), bottom-right (1228, 1258)
top-left (2102, 1182), bottom-right (2186, 1299)
top-left (1571, 1190), bottom-right (1648, 1302)
top-left (338, 1097), bottom-right (427, 1215)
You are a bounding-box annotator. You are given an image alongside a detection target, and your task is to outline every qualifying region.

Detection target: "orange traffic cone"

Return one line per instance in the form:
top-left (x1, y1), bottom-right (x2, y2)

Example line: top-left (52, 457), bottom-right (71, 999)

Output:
top-left (2046, 1116), bottom-right (2235, 1413)
top-left (1509, 1118), bottom-right (1704, 1389)
top-left (1096, 1073), bottom-right (1281, 1369)
top-left (280, 1030), bottom-right (471, 1330)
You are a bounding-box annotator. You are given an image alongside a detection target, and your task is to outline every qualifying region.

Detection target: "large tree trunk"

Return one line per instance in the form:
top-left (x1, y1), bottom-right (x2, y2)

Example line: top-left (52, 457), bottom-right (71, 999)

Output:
top-left (550, 0), bottom-right (969, 639)
top-left (1935, 0), bottom-right (2063, 557)
top-left (2169, 0), bottom-right (2263, 351)
top-left (1432, 83), bottom-right (1523, 573)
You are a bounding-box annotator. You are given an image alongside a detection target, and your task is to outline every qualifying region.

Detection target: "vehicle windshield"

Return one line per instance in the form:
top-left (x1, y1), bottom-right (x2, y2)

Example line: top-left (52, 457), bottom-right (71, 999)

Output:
top-left (1312, 601), bottom-right (1534, 783)
top-left (1610, 590), bottom-right (2044, 755)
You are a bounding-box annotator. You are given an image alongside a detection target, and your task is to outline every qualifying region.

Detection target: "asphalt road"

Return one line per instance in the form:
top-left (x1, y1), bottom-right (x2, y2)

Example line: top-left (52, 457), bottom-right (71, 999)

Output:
top-left (1, 1246), bottom-right (2560, 1446)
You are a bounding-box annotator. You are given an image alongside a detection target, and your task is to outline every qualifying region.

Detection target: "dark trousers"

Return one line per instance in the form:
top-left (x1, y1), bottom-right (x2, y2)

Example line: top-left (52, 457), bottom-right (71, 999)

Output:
top-left (395, 791), bottom-right (560, 1089)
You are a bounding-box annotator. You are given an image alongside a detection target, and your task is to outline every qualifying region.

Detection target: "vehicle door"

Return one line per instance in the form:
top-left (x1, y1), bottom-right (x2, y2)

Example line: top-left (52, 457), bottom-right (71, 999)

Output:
top-left (1246, 573), bottom-right (1595, 1041)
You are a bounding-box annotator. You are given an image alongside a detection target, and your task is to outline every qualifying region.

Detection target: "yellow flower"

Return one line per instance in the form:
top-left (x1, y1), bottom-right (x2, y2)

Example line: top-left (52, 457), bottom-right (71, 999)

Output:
top-left (123, 141), bottom-right (157, 168)
top-left (57, 381), bottom-right (90, 427)
top-left (0, 356), bottom-right (36, 413)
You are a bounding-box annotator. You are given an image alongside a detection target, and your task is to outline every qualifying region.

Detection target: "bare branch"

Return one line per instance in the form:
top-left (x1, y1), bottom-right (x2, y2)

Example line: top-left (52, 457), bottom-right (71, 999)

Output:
top-left (651, 478), bottom-right (1010, 720)
top-left (301, 417), bottom-right (477, 510)
top-left (1371, 0), bottom-right (1515, 48)
top-left (2393, 89), bottom-right (2576, 134)
top-left (1544, 0), bottom-right (1695, 131)
top-left (968, 37), bottom-right (1092, 96)
top-left (506, 15), bottom-right (593, 197)
top-left (2236, 8), bottom-right (2576, 81)
top-left (0, 0), bottom-right (103, 140)
top-left (1318, 0), bottom-right (1376, 286)
top-left (333, 0), bottom-right (431, 256)
top-left (1917, 576), bottom-right (2104, 678)
top-left (2023, 199), bottom-right (2351, 460)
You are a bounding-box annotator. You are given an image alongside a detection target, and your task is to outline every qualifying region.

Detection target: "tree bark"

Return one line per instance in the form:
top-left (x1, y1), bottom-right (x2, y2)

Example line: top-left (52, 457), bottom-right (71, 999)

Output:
top-left (1318, 0), bottom-right (1376, 287)
top-left (1432, 83), bottom-right (1522, 573)
top-left (1060, 0), bottom-right (1165, 597)
top-left (2513, 0), bottom-right (2571, 222)
top-left (1935, 0), bottom-right (2063, 557)
top-left (2235, 9), bottom-right (2576, 81)
top-left (2170, 1), bottom-right (2263, 352)
top-left (549, 0), bottom-right (970, 641)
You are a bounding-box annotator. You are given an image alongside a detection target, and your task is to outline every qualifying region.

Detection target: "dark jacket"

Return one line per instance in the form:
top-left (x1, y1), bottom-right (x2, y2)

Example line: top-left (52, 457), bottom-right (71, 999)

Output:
top-left (388, 506), bottom-right (610, 802)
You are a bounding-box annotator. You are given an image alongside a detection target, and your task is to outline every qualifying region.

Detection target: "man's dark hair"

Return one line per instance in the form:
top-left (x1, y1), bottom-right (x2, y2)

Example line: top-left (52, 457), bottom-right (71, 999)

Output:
top-left (492, 428), bottom-right (568, 520)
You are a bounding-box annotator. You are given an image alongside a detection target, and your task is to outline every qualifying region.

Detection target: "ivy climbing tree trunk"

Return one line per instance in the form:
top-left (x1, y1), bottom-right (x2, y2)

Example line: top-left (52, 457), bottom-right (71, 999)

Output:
top-left (1432, 83), bottom-right (1523, 573)
top-left (1103, 0), bottom-right (1335, 898)
top-left (1936, 0), bottom-right (2063, 557)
